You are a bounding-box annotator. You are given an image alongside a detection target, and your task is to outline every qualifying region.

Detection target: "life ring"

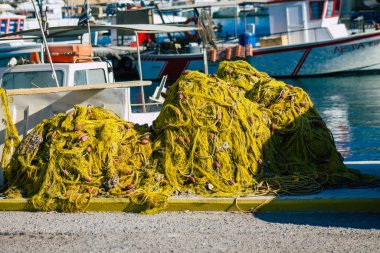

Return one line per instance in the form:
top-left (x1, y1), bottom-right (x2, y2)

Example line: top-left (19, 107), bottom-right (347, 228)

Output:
top-left (184, 17), bottom-right (199, 40)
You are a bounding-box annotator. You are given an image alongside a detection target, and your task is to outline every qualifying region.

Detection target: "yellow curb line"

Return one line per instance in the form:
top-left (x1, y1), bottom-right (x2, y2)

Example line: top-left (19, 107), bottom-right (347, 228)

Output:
top-left (1, 197), bottom-right (380, 212)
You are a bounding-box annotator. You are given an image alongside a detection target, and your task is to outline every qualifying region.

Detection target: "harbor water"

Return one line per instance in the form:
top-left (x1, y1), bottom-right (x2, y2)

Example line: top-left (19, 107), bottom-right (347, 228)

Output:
top-left (280, 75), bottom-right (380, 162)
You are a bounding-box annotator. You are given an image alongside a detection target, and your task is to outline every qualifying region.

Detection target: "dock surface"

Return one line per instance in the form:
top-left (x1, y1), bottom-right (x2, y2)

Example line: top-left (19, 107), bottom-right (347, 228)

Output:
top-left (0, 211), bottom-right (379, 252)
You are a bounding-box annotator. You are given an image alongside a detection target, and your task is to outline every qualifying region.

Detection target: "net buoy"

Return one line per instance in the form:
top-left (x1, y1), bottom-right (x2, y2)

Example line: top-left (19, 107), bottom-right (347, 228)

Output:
top-left (225, 47), bottom-right (232, 60)
top-left (246, 44), bottom-right (253, 57)
top-left (30, 52), bottom-right (41, 64)
top-left (235, 45), bottom-right (242, 58)
top-left (210, 49), bottom-right (217, 62)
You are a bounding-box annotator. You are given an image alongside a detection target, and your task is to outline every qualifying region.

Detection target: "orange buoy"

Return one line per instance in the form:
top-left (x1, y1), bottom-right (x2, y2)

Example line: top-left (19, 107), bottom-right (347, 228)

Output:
top-left (225, 47), bottom-right (232, 60)
top-left (239, 46), bottom-right (246, 58)
top-left (246, 44), bottom-right (253, 57)
top-left (210, 49), bottom-right (217, 62)
top-left (30, 52), bottom-right (41, 63)
top-left (235, 45), bottom-right (242, 58)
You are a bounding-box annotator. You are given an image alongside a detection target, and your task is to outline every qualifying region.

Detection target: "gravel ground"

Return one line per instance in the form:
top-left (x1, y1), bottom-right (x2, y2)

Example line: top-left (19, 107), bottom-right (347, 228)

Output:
top-left (0, 211), bottom-right (379, 253)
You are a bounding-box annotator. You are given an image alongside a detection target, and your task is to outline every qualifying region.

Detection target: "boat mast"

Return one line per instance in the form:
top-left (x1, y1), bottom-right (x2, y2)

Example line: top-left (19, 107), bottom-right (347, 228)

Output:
top-left (86, 0), bottom-right (91, 45)
top-left (154, 4), bottom-right (173, 42)
top-left (135, 31), bottom-right (146, 113)
top-left (31, 0), bottom-right (60, 87)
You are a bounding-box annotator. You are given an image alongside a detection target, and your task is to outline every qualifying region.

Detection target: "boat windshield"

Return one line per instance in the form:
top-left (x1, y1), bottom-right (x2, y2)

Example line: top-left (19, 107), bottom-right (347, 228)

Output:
top-left (1, 70), bottom-right (64, 89)
top-left (73, 69), bottom-right (106, 86)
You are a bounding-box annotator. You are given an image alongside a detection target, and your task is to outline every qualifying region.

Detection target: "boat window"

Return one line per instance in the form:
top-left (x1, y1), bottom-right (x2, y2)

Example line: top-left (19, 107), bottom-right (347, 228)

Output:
top-left (326, 0), bottom-right (340, 17)
top-left (333, 0), bottom-right (341, 16)
top-left (74, 70), bottom-right (87, 85)
top-left (326, 0), bottom-right (334, 17)
top-left (0, 19), bottom-right (7, 35)
top-left (8, 19), bottom-right (18, 33)
top-left (309, 0), bottom-right (324, 20)
top-left (19, 19), bottom-right (24, 31)
top-left (74, 69), bottom-right (106, 85)
top-left (88, 69), bottom-right (106, 84)
top-left (1, 70), bottom-right (64, 89)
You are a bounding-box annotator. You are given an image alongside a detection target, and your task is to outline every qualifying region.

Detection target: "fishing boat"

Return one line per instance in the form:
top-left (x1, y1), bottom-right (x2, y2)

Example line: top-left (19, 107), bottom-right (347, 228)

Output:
top-left (135, 0), bottom-right (380, 80)
top-left (0, 23), bottom-right (201, 123)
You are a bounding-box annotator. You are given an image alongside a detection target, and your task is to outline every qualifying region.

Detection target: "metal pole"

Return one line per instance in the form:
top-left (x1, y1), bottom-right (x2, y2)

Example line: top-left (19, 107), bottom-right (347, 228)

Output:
top-left (201, 22), bottom-right (208, 75)
top-left (203, 44), bottom-right (208, 75)
top-left (135, 31), bottom-right (146, 113)
top-left (87, 0), bottom-right (92, 45)
top-left (31, 0), bottom-right (60, 87)
top-left (155, 4), bottom-right (173, 42)
top-left (37, 0), bottom-right (43, 23)
top-left (234, 6), bottom-right (238, 38)
top-left (243, 5), bottom-right (247, 33)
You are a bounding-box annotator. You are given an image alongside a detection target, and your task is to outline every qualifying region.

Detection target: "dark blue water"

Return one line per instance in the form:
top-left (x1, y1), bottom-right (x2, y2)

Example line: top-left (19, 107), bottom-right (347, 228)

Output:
top-left (280, 75), bottom-right (380, 162)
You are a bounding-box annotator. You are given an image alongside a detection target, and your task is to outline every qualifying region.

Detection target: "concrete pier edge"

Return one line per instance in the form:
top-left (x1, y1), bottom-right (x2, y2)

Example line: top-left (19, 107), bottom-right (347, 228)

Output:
top-left (0, 163), bottom-right (379, 212)
top-left (1, 188), bottom-right (379, 212)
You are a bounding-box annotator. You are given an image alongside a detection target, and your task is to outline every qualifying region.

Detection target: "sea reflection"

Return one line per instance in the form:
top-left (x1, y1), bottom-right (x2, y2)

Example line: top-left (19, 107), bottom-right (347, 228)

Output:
top-left (322, 106), bottom-right (351, 158)
top-left (281, 75), bottom-right (380, 161)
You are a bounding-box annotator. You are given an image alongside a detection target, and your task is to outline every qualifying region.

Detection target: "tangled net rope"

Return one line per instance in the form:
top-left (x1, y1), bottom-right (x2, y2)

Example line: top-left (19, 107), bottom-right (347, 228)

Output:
top-left (151, 70), bottom-right (271, 196)
top-left (1, 61), bottom-right (377, 213)
top-left (217, 61), bottom-right (374, 194)
top-left (2, 105), bottom-right (169, 213)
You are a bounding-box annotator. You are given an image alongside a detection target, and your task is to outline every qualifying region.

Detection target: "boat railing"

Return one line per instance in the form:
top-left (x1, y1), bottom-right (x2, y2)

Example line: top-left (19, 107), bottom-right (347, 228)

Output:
top-left (346, 16), bottom-right (378, 34)
top-left (73, 56), bottom-right (103, 63)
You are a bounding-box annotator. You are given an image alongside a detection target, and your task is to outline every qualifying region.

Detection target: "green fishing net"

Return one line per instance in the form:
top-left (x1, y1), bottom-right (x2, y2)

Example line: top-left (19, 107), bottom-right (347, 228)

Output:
top-left (1, 60), bottom-right (377, 213)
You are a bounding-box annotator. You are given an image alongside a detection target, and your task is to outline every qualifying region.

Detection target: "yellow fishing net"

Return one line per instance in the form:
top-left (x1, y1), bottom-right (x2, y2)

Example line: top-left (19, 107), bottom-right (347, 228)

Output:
top-left (217, 61), bottom-right (373, 193)
top-left (0, 61), bottom-right (377, 213)
top-left (151, 70), bottom-right (271, 196)
top-left (0, 89), bottom-right (21, 172)
top-left (2, 105), bottom-right (168, 212)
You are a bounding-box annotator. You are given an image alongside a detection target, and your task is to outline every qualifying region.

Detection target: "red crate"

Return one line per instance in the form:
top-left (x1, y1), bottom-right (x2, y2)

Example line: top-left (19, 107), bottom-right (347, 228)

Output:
top-left (45, 44), bottom-right (93, 63)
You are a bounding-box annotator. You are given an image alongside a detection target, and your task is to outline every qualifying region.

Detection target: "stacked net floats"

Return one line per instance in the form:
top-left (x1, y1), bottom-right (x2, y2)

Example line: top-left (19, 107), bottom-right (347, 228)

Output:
top-left (1, 61), bottom-right (377, 213)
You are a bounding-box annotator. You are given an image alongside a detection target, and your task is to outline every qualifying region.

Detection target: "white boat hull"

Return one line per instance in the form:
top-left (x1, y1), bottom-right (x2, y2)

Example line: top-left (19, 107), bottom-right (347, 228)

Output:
top-left (247, 31), bottom-right (380, 76)
top-left (140, 31), bottom-right (380, 80)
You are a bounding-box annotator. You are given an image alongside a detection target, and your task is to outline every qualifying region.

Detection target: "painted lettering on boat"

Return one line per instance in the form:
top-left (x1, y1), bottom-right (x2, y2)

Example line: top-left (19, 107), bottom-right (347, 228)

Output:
top-left (334, 41), bottom-right (380, 54)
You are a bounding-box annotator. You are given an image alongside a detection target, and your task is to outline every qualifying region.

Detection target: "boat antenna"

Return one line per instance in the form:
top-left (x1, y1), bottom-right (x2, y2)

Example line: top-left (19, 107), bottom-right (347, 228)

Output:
top-left (78, 0), bottom-right (92, 46)
top-left (198, 9), bottom-right (217, 75)
top-left (31, 0), bottom-right (60, 87)
top-left (154, 3), bottom-right (173, 42)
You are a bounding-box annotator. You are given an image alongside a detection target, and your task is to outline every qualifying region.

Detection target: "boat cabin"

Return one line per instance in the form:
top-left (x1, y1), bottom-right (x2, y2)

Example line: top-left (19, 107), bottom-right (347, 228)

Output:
top-left (267, 0), bottom-right (346, 44)
top-left (0, 61), bottom-right (114, 89)
top-left (0, 44), bottom-right (114, 89)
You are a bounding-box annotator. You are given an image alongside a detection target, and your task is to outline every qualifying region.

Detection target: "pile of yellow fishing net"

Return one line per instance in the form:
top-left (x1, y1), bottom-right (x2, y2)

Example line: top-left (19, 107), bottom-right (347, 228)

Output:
top-left (1, 61), bottom-right (376, 213)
